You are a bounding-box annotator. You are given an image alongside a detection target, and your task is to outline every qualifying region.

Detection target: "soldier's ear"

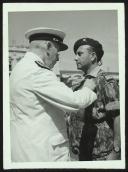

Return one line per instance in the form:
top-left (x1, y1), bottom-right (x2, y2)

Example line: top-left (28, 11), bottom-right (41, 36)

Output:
top-left (91, 52), bottom-right (97, 63)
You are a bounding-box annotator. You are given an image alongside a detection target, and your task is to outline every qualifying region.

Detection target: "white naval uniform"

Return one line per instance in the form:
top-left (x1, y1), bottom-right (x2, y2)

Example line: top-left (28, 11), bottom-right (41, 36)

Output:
top-left (10, 52), bottom-right (97, 162)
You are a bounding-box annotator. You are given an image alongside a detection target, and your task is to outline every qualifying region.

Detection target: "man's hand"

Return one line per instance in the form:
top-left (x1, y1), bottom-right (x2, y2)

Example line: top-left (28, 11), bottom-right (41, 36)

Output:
top-left (83, 78), bottom-right (96, 91)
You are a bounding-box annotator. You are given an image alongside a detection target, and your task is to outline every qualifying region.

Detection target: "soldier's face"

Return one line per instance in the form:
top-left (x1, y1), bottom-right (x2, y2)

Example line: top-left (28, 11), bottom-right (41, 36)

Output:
top-left (75, 45), bottom-right (92, 72)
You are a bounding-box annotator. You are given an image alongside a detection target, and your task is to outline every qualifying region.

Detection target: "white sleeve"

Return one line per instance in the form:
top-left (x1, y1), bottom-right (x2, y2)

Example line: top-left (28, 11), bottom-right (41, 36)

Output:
top-left (33, 70), bottom-right (97, 112)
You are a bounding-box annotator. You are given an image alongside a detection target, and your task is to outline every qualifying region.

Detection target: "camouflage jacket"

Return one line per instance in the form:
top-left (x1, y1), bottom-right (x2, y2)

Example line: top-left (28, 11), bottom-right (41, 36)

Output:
top-left (72, 66), bottom-right (120, 159)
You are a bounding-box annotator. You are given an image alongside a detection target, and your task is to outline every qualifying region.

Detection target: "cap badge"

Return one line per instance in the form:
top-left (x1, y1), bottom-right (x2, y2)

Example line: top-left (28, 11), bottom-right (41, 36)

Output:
top-left (53, 37), bottom-right (59, 42)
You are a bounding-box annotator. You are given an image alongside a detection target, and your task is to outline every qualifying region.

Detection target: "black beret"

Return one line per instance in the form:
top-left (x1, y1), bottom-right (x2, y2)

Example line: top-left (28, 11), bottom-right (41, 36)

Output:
top-left (74, 37), bottom-right (104, 62)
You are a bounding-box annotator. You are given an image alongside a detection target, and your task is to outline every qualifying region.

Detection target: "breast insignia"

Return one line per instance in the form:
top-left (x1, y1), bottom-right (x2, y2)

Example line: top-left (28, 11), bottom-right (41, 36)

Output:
top-left (35, 61), bottom-right (50, 70)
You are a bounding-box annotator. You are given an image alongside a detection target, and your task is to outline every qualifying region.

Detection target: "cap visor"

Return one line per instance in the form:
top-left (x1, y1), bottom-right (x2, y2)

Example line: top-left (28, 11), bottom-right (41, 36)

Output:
top-left (59, 43), bottom-right (68, 51)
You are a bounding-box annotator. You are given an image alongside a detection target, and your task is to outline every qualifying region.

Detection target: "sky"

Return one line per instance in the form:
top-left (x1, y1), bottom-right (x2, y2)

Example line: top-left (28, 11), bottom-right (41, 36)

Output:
top-left (8, 10), bottom-right (119, 72)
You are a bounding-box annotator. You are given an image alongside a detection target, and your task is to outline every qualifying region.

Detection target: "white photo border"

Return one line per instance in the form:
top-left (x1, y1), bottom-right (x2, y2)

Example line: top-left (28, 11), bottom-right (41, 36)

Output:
top-left (3, 3), bottom-right (125, 169)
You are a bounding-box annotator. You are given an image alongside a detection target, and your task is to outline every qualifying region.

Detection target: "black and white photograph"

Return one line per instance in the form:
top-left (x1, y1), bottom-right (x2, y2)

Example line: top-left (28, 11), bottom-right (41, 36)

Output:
top-left (3, 3), bottom-right (125, 169)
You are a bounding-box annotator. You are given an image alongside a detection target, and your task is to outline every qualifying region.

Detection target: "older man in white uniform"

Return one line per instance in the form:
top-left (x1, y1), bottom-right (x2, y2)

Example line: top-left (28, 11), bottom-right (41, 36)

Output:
top-left (10, 27), bottom-right (97, 162)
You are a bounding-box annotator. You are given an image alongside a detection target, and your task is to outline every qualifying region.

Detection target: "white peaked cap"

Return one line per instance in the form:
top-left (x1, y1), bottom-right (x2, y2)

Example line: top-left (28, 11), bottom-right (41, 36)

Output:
top-left (25, 27), bottom-right (68, 51)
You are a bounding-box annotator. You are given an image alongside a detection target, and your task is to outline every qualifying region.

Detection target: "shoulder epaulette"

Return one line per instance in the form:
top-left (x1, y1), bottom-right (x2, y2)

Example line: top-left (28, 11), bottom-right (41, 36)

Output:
top-left (35, 61), bottom-right (50, 70)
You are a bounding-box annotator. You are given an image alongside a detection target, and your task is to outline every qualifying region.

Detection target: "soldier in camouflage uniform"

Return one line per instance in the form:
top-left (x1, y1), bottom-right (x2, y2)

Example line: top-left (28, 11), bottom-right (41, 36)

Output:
top-left (73, 37), bottom-right (120, 161)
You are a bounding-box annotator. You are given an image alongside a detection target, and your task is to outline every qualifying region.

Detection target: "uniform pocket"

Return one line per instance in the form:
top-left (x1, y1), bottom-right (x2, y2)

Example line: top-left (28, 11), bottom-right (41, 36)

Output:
top-left (49, 133), bottom-right (70, 161)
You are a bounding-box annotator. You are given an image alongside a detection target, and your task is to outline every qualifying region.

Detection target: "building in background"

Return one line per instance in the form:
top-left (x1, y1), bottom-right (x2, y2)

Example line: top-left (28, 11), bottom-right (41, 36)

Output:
top-left (9, 45), bottom-right (28, 74)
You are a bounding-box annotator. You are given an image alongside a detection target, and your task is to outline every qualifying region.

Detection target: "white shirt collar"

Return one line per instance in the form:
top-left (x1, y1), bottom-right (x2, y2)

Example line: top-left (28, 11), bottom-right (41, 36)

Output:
top-left (25, 51), bottom-right (45, 64)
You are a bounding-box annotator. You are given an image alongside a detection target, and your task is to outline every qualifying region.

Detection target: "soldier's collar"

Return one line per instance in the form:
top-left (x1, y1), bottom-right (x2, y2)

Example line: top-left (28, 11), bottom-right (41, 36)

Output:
top-left (85, 66), bottom-right (103, 78)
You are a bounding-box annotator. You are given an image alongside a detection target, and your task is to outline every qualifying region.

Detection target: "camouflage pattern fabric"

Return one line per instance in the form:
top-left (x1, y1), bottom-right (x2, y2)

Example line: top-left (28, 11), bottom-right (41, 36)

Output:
top-left (91, 71), bottom-right (119, 160)
top-left (67, 70), bottom-right (120, 160)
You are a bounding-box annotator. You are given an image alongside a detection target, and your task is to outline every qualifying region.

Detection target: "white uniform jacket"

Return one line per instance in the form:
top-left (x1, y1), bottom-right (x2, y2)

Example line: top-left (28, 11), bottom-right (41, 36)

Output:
top-left (10, 52), bottom-right (97, 162)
